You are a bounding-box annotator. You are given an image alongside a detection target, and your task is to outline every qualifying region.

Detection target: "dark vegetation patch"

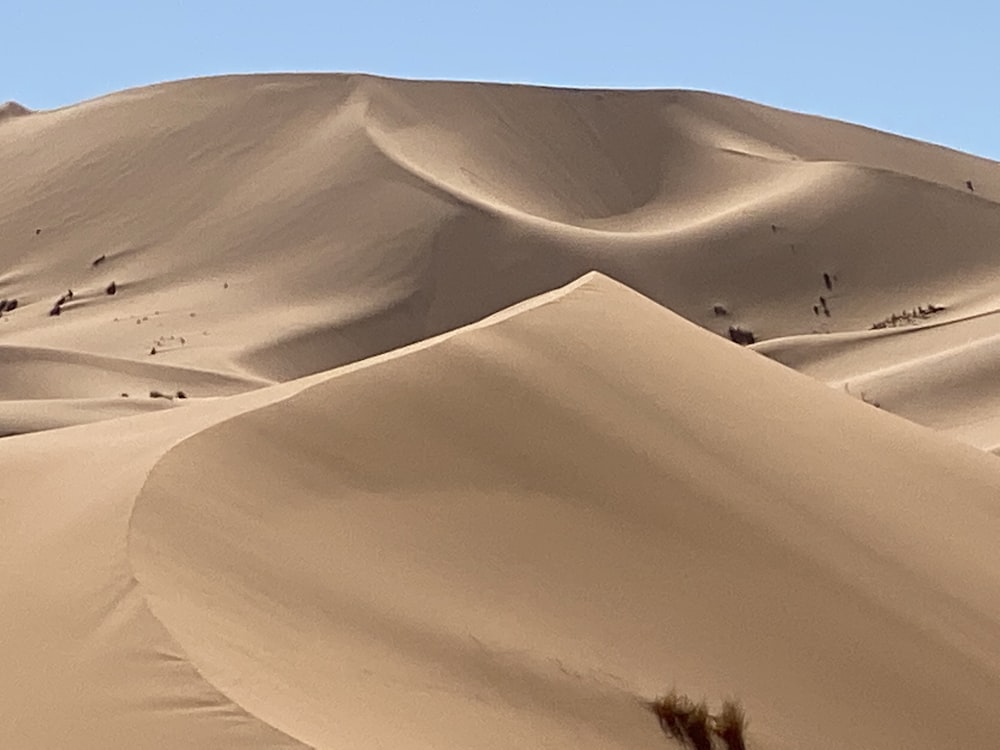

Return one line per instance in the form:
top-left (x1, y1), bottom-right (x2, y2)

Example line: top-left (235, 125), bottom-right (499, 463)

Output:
top-left (648, 691), bottom-right (748, 750)
top-left (870, 304), bottom-right (945, 330)
top-left (728, 326), bottom-right (755, 345)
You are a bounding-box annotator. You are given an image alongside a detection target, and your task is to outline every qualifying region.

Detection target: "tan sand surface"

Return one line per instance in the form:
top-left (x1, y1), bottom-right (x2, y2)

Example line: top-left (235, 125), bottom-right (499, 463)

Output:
top-left (4, 75), bottom-right (1000, 748)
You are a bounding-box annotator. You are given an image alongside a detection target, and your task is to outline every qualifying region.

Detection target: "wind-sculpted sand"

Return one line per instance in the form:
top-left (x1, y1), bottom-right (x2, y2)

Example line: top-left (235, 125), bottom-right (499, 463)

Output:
top-left (4, 75), bottom-right (1000, 748)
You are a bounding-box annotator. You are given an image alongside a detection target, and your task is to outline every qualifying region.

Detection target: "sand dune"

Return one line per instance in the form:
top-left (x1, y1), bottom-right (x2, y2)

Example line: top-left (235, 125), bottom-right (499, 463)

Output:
top-left (4, 74), bottom-right (1000, 748)
top-left (2, 74), bottom-right (1000, 430)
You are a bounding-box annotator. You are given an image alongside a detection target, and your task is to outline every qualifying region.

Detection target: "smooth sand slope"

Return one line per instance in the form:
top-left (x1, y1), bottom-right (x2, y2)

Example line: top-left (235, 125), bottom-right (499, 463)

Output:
top-left (6, 274), bottom-right (1000, 749)
top-left (2, 73), bottom-right (1000, 442)
top-left (5, 75), bottom-right (1000, 749)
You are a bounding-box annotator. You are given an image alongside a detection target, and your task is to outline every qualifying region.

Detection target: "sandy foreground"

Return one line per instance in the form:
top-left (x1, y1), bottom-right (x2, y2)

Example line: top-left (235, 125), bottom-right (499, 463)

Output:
top-left (3, 74), bottom-right (1000, 748)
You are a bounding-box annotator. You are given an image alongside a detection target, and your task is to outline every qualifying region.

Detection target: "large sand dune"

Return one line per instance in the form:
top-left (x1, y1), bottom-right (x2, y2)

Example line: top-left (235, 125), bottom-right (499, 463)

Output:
top-left (4, 75), bottom-right (1000, 748)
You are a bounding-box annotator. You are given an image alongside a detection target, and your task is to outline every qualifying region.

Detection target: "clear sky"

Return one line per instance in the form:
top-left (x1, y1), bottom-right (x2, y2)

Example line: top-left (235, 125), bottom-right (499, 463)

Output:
top-left (4, 1), bottom-right (998, 158)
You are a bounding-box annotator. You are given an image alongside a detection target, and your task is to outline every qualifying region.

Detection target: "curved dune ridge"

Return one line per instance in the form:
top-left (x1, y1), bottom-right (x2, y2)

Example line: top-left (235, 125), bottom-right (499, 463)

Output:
top-left (128, 274), bottom-right (1000, 749)
top-left (4, 74), bottom-right (1000, 749)
top-left (1, 74), bottom-right (1000, 441)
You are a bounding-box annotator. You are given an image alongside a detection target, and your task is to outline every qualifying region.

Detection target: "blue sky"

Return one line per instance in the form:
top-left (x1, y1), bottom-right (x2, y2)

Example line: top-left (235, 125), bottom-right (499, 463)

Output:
top-left (4, 1), bottom-right (998, 158)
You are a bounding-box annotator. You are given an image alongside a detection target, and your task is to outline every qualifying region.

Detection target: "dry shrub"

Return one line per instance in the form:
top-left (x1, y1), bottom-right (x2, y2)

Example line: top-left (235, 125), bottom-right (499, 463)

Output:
top-left (649, 692), bottom-right (713, 750)
top-left (728, 326), bottom-right (755, 345)
top-left (714, 699), bottom-right (748, 750)
top-left (650, 691), bottom-right (748, 750)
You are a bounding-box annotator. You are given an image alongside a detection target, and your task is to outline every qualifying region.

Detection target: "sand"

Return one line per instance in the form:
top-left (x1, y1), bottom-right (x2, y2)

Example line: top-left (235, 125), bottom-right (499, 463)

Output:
top-left (3, 74), bottom-right (1000, 748)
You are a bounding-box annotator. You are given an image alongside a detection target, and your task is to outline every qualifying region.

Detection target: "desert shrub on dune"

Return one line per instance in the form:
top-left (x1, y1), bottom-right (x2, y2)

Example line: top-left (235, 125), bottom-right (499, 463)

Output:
top-left (682, 699), bottom-right (713, 750)
top-left (649, 691), bottom-right (748, 749)
top-left (649, 690), bottom-right (688, 741)
top-left (728, 326), bottom-right (755, 345)
top-left (870, 303), bottom-right (945, 330)
top-left (648, 692), bottom-right (713, 749)
top-left (714, 699), bottom-right (748, 750)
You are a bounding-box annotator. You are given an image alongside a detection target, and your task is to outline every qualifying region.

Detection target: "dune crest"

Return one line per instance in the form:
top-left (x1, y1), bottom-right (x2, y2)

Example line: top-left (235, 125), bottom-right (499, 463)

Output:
top-left (125, 273), bottom-right (1000, 749)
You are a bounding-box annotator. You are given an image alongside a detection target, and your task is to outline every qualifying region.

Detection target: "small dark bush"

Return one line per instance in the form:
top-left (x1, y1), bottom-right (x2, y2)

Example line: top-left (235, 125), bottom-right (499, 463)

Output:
top-left (149, 390), bottom-right (172, 400)
top-left (680, 700), bottom-right (713, 750)
top-left (870, 303), bottom-right (946, 330)
top-left (714, 699), bottom-right (748, 750)
top-left (713, 304), bottom-right (729, 317)
top-left (175, 390), bottom-right (188, 399)
top-left (106, 281), bottom-right (117, 295)
top-left (649, 691), bottom-right (687, 741)
top-left (728, 326), bottom-right (755, 345)
top-left (92, 254), bottom-right (107, 267)
top-left (650, 691), bottom-right (749, 750)
top-left (649, 692), bottom-right (712, 750)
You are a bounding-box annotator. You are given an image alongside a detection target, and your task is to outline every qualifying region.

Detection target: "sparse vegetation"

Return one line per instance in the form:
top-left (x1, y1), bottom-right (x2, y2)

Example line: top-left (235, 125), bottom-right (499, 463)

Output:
top-left (649, 691), bottom-right (697, 745)
top-left (728, 326), bottom-right (755, 345)
top-left (713, 304), bottom-right (729, 317)
top-left (92, 254), bottom-right (107, 267)
top-left (681, 700), bottom-right (713, 750)
top-left (175, 390), bottom-right (187, 399)
top-left (148, 390), bottom-right (172, 400)
top-left (106, 281), bottom-right (117, 295)
top-left (714, 699), bottom-right (748, 750)
top-left (870, 303), bottom-right (945, 329)
top-left (649, 692), bottom-right (748, 750)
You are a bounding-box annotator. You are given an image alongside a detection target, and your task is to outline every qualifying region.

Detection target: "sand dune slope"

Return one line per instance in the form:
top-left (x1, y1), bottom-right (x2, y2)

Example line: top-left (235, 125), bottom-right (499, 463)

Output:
top-left (6, 73), bottom-right (1000, 750)
top-left (3, 74), bottom-right (1000, 441)
top-left (125, 274), bottom-right (1000, 750)
top-left (0, 360), bottom-right (349, 748)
